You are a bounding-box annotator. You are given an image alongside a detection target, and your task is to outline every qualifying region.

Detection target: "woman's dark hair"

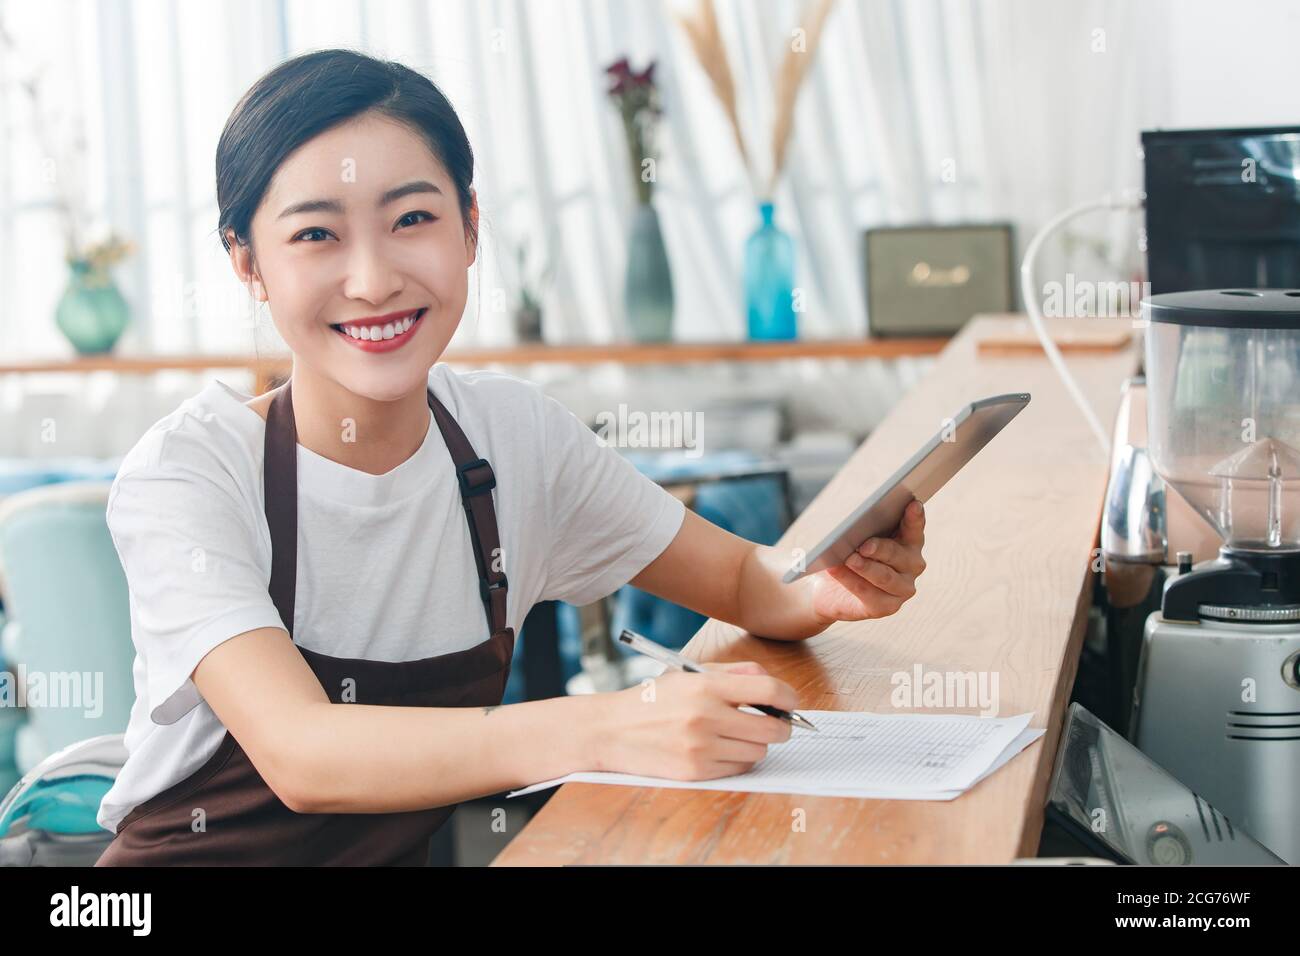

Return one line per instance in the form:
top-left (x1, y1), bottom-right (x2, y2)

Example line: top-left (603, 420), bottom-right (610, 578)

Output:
top-left (216, 48), bottom-right (476, 262)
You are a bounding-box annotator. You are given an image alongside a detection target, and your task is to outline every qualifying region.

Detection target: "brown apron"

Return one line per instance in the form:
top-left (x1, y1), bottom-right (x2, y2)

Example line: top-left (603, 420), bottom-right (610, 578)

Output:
top-left (96, 379), bottom-right (514, 866)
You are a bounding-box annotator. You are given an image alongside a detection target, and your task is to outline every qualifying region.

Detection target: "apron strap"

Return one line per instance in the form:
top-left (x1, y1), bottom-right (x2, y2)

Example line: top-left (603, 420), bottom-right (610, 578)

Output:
top-left (427, 389), bottom-right (509, 637)
top-left (264, 380), bottom-right (299, 637)
top-left (262, 379), bottom-right (510, 641)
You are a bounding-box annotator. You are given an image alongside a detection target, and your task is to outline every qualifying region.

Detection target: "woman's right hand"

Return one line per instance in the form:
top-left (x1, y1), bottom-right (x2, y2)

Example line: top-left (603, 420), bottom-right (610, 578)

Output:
top-left (594, 661), bottom-right (797, 780)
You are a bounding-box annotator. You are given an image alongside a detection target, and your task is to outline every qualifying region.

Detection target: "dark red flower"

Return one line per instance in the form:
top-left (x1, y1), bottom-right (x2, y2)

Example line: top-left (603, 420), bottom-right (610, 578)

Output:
top-left (605, 57), bottom-right (633, 96)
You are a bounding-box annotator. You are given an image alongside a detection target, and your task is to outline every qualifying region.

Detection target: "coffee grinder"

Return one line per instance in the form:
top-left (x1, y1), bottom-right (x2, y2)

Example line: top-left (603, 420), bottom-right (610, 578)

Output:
top-left (1131, 288), bottom-right (1300, 863)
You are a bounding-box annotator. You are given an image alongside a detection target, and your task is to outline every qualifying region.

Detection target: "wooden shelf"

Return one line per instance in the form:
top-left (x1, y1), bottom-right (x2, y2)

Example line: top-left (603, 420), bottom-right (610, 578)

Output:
top-left (0, 337), bottom-right (946, 373)
top-left (0, 355), bottom-right (286, 375)
top-left (0, 338), bottom-right (948, 393)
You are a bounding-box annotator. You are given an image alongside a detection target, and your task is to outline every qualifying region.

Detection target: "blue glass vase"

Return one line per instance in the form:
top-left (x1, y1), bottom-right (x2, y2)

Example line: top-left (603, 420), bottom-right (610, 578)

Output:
top-left (744, 201), bottom-right (796, 340)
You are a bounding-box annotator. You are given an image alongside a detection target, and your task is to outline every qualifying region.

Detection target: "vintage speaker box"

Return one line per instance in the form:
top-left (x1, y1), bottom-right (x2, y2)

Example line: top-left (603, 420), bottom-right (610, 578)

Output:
top-left (864, 224), bottom-right (1014, 337)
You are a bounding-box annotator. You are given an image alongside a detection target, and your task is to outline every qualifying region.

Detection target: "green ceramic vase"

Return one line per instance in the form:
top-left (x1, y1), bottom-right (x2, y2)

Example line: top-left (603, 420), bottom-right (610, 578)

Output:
top-left (55, 261), bottom-right (130, 354)
top-left (624, 204), bottom-right (674, 342)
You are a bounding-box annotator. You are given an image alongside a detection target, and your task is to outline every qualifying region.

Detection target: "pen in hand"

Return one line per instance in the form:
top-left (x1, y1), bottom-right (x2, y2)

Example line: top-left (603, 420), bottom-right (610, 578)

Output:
top-left (617, 629), bottom-right (818, 732)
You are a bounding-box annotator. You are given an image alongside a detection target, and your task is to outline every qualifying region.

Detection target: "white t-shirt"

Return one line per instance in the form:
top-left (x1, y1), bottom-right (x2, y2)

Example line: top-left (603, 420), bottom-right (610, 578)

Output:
top-left (96, 365), bottom-right (685, 833)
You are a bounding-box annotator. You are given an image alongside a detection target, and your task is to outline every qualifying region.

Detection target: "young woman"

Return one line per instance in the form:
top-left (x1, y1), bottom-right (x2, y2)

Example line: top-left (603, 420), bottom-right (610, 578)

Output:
top-left (94, 49), bottom-right (926, 866)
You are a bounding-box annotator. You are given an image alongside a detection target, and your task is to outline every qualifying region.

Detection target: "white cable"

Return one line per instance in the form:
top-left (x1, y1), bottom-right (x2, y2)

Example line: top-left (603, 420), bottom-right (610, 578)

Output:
top-left (1019, 189), bottom-right (1146, 457)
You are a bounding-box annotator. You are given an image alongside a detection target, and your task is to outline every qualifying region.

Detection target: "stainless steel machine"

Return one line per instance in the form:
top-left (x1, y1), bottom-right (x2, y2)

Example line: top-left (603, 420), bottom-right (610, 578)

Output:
top-left (1128, 288), bottom-right (1300, 864)
top-left (1047, 704), bottom-right (1284, 864)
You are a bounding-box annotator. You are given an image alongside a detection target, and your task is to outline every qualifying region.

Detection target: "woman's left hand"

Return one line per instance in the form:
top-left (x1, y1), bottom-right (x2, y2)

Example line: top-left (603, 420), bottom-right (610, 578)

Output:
top-left (806, 499), bottom-right (927, 625)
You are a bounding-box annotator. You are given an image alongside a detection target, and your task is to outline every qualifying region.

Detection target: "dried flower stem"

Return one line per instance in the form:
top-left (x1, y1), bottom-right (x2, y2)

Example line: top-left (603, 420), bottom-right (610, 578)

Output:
top-left (678, 0), bottom-right (837, 200)
top-left (768, 0), bottom-right (837, 197)
top-left (676, 0), bottom-right (759, 198)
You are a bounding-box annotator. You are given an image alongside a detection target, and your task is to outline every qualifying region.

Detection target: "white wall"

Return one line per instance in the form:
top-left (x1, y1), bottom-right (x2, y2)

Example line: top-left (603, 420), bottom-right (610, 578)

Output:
top-left (1160, 0), bottom-right (1300, 129)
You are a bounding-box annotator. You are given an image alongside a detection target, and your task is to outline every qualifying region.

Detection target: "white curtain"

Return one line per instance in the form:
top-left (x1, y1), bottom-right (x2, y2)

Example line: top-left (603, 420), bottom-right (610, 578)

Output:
top-left (0, 0), bottom-right (1187, 363)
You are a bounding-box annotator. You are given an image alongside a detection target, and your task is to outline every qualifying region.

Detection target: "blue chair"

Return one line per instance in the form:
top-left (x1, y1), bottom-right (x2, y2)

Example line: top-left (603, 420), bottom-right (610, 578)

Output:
top-left (0, 734), bottom-right (126, 865)
top-left (0, 483), bottom-right (135, 774)
top-left (0, 619), bottom-right (20, 795)
top-left (0, 458), bottom-right (121, 496)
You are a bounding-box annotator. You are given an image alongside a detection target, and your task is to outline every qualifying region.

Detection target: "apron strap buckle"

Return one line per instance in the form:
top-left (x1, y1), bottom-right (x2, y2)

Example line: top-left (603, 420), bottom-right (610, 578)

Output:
top-left (457, 458), bottom-right (497, 497)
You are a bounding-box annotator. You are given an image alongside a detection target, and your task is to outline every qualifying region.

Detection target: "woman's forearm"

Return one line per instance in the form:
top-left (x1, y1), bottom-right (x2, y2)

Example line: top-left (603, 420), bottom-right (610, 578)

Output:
top-left (630, 510), bottom-right (827, 641)
top-left (734, 544), bottom-right (828, 640)
top-left (280, 692), bottom-right (601, 814)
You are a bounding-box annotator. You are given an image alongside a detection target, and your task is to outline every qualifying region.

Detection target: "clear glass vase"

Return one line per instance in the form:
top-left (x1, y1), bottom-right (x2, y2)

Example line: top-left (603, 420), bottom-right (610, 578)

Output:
top-left (744, 201), bottom-right (797, 340)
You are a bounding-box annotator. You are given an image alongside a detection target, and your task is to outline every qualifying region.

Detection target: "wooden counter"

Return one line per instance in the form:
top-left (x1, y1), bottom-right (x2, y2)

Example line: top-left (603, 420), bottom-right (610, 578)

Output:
top-left (492, 314), bottom-right (1142, 865)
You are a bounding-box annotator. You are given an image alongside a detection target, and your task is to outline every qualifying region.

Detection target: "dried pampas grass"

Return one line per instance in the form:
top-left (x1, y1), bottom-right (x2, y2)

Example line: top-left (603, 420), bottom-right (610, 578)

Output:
top-left (768, 0), bottom-right (837, 196)
top-left (677, 0), bottom-right (838, 200)
top-left (676, 0), bottom-right (757, 196)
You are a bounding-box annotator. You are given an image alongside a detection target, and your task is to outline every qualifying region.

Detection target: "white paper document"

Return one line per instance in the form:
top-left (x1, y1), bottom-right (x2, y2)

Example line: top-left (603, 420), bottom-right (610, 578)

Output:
top-left (508, 710), bottom-right (1045, 801)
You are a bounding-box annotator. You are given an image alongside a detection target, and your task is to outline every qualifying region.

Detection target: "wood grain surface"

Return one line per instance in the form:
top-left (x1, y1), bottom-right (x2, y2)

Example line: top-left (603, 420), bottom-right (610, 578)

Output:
top-left (492, 315), bottom-right (1142, 865)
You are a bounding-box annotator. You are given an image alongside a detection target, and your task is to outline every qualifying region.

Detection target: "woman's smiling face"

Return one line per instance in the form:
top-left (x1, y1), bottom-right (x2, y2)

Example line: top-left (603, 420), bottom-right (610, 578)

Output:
top-left (231, 111), bottom-right (477, 402)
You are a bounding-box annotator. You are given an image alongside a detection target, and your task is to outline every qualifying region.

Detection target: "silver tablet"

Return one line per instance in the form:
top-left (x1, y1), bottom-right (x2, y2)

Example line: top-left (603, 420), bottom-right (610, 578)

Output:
top-left (782, 393), bottom-right (1031, 583)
